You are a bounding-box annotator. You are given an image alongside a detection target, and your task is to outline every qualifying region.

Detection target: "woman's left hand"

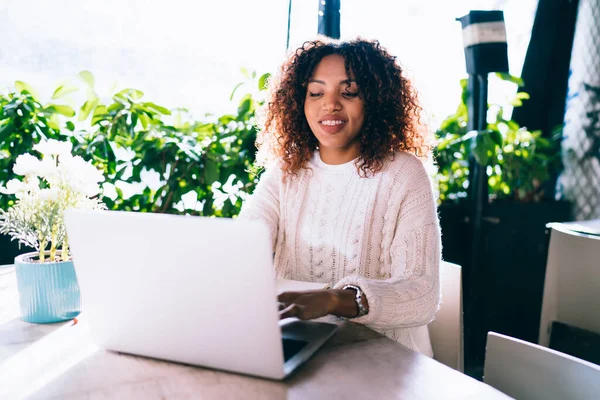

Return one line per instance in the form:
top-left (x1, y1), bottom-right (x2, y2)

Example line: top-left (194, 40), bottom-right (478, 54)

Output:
top-left (278, 290), bottom-right (338, 320)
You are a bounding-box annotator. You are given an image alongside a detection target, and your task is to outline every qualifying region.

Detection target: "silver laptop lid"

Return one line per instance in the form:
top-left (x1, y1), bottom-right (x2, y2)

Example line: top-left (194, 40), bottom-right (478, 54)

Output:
top-left (65, 209), bottom-right (286, 380)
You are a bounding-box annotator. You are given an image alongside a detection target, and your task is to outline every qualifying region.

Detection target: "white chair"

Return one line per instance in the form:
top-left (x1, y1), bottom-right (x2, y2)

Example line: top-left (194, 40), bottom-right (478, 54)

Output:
top-left (484, 331), bottom-right (600, 400)
top-left (429, 261), bottom-right (463, 372)
top-left (539, 222), bottom-right (600, 347)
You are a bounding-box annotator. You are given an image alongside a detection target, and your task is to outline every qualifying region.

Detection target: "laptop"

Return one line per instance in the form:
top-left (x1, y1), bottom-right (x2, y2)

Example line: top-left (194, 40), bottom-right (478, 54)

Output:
top-left (64, 209), bottom-right (339, 380)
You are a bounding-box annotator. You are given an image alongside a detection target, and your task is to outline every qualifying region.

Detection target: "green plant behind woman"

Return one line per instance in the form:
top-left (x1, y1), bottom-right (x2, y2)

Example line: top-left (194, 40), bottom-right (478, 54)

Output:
top-left (0, 70), bottom-right (271, 217)
top-left (434, 75), bottom-right (563, 204)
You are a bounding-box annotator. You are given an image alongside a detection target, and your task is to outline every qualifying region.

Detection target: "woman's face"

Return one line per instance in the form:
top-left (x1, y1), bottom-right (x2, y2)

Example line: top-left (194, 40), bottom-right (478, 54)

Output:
top-left (304, 54), bottom-right (365, 163)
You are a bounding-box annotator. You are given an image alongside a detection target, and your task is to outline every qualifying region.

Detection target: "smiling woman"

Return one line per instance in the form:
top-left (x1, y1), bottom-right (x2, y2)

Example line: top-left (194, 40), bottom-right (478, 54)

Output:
top-left (240, 37), bottom-right (441, 357)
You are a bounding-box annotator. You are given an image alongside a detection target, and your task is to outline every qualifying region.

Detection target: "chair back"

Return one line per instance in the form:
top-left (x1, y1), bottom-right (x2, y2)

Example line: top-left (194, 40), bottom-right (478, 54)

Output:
top-left (485, 331), bottom-right (600, 400)
top-left (539, 224), bottom-right (600, 346)
top-left (429, 261), bottom-right (463, 372)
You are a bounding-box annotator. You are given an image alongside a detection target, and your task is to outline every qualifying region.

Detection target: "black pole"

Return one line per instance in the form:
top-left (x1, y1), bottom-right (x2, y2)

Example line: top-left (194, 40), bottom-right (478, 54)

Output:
top-left (467, 74), bottom-right (489, 294)
top-left (317, 0), bottom-right (340, 39)
top-left (457, 10), bottom-right (508, 378)
top-left (286, 0), bottom-right (293, 51)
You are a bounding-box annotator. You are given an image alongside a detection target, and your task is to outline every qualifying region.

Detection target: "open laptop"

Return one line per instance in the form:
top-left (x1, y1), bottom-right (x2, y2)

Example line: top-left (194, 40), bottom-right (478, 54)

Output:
top-left (64, 209), bottom-right (338, 380)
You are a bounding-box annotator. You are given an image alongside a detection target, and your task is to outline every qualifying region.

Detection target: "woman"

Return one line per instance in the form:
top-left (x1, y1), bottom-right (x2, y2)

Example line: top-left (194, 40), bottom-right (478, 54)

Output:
top-left (239, 37), bottom-right (441, 357)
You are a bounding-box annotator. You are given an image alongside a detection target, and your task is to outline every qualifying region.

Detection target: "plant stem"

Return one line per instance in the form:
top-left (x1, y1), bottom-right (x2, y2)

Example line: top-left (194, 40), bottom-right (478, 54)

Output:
top-left (62, 239), bottom-right (69, 261)
top-left (50, 225), bottom-right (57, 261)
top-left (39, 235), bottom-right (46, 263)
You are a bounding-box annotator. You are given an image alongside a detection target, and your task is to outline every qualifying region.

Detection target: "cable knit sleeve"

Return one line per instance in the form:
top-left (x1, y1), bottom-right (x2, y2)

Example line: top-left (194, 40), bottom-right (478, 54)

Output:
top-left (333, 159), bottom-right (441, 330)
top-left (237, 167), bottom-right (281, 252)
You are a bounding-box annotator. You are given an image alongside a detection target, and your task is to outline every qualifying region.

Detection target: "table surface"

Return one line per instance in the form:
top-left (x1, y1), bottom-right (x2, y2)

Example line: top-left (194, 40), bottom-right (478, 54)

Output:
top-left (0, 265), bottom-right (511, 400)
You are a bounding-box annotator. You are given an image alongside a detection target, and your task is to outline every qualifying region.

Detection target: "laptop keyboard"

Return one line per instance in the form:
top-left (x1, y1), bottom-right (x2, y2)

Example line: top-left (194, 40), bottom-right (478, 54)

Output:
top-left (282, 338), bottom-right (308, 362)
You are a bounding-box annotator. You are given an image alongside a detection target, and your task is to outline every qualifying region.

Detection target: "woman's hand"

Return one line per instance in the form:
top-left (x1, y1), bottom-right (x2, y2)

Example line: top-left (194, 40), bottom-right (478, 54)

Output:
top-left (278, 288), bottom-right (366, 320)
top-left (278, 290), bottom-right (338, 320)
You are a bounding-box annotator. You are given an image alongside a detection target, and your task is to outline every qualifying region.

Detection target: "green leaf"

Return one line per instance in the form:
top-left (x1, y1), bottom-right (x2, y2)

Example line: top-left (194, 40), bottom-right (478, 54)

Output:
top-left (204, 159), bottom-right (219, 184)
top-left (510, 93), bottom-right (530, 107)
top-left (79, 98), bottom-right (99, 121)
top-left (78, 70), bottom-right (95, 87)
top-left (229, 82), bottom-right (244, 101)
top-left (129, 89), bottom-right (144, 101)
top-left (116, 88), bottom-right (144, 101)
top-left (219, 114), bottom-right (236, 125)
top-left (237, 95), bottom-right (253, 116)
top-left (0, 122), bottom-right (14, 142)
top-left (52, 84), bottom-right (79, 99)
top-left (240, 67), bottom-right (250, 79)
top-left (258, 73), bottom-right (271, 91)
top-left (139, 112), bottom-right (150, 130)
top-left (472, 133), bottom-right (492, 165)
top-left (128, 113), bottom-right (138, 137)
top-left (107, 103), bottom-right (123, 113)
top-left (65, 121), bottom-right (75, 131)
top-left (45, 104), bottom-right (76, 117)
top-left (511, 98), bottom-right (523, 107)
top-left (489, 130), bottom-right (503, 146)
top-left (506, 119), bottom-right (520, 131)
top-left (113, 93), bottom-right (129, 105)
top-left (145, 102), bottom-right (171, 115)
top-left (495, 73), bottom-right (524, 87)
top-left (15, 81), bottom-right (39, 101)
top-left (92, 105), bottom-right (109, 125)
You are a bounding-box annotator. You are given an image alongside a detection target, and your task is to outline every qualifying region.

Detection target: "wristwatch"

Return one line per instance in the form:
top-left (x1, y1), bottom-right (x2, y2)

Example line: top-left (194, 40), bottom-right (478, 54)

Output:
top-left (343, 284), bottom-right (368, 318)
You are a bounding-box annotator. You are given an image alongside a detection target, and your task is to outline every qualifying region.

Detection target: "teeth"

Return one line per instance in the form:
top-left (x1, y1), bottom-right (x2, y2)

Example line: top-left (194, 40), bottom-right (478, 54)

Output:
top-left (321, 120), bottom-right (345, 126)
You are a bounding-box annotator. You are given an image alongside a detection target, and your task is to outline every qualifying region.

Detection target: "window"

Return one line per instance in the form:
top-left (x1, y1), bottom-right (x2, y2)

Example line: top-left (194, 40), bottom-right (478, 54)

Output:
top-left (0, 0), bottom-right (537, 124)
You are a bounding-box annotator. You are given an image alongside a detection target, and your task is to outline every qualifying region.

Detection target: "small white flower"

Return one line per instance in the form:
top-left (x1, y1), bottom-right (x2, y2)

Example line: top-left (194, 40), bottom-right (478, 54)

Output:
top-left (38, 157), bottom-right (60, 184)
top-left (39, 187), bottom-right (61, 202)
top-left (13, 154), bottom-right (42, 176)
top-left (81, 183), bottom-right (101, 197)
top-left (60, 156), bottom-right (105, 186)
top-left (33, 139), bottom-right (73, 157)
top-left (0, 179), bottom-right (27, 194)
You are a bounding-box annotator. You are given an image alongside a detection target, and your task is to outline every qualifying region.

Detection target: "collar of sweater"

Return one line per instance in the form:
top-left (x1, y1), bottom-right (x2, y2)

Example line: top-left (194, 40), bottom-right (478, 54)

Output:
top-left (309, 150), bottom-right (359, 175)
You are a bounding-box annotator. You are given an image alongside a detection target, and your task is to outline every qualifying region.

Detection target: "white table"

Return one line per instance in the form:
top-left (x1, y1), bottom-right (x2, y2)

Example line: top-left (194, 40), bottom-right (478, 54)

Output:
top-left (0, 265), bottom-right (511, 399)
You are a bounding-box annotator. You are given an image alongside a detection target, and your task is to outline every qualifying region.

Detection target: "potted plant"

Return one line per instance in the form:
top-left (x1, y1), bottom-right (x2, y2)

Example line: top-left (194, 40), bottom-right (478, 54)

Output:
top-left (434, 76), bottom-right (572, 376)
top-left (0, 139), bottom-right (105, 323)
top-left (435, 77), bottom-right (570, 267)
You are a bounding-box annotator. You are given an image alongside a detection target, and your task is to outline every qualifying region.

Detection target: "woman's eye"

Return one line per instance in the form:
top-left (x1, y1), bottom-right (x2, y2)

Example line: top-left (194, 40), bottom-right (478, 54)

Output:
top-left (343, 92), bottom-right (359, 98)
top-left (309, 92), bottom-right (323, 97)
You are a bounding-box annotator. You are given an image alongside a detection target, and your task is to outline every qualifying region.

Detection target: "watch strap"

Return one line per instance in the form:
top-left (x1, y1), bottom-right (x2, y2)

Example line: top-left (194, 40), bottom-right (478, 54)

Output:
top-left (342, 284), bottom-right (368, 318)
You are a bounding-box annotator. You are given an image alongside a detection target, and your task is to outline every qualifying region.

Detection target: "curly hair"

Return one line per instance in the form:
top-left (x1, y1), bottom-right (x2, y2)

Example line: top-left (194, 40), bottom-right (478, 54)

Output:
top-left (256, 37), bottom-right (432, 177)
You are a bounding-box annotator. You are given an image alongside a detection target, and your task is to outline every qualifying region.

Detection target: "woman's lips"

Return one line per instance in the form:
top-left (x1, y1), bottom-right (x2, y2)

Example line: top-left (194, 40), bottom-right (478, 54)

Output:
top-left (319, 119), bottom-right (347, 134)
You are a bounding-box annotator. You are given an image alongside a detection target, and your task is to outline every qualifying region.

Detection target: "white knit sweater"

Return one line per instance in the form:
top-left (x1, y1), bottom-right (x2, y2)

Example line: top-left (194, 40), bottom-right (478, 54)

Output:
top-left (239, 150), bottom-right (441, 356)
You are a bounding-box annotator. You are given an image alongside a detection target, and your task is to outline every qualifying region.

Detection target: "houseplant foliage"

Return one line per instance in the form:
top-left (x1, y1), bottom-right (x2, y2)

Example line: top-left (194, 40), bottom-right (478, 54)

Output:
top-left (0, 69), bottom-right (270, 221)
top-left (0, 139), bottom-right (105, 323)
top-left (434, 75), bottom-right (563, 204)
top-left (71, 70), bottom-right (267, 217)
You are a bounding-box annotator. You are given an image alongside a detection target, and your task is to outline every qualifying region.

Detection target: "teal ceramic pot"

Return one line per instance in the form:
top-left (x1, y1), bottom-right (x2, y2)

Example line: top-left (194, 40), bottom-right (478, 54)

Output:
top-left (14, 251), bottom-right (81, 323)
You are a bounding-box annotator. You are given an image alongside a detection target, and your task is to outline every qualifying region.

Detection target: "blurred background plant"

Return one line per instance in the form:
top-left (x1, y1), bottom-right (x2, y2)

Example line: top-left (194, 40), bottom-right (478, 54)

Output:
top-left (0, 70), bottom-right (270, 218)
top-left (434, 75), bottom-right (563, 204)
